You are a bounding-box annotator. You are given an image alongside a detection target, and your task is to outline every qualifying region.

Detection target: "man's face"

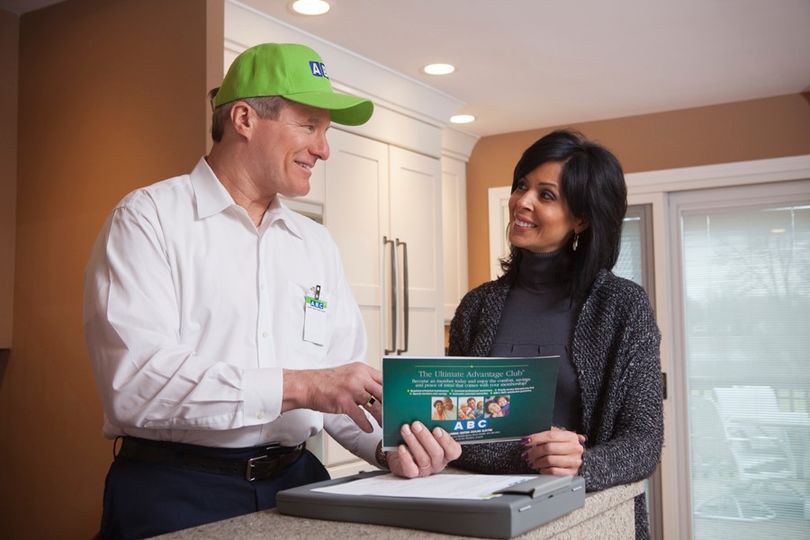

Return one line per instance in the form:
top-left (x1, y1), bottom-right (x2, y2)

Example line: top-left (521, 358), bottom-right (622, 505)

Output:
top-left (248, 100), bottom-right (331, 198)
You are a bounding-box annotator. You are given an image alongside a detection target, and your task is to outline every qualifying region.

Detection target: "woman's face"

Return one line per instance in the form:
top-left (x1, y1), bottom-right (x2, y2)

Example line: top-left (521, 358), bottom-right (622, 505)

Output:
top-left (487, 402), bottom-right (501, 414)
top-left (434, 402), bottom-right (444, 412)
top-left (508, 161), bottom-right (585, 254)
top-left (497, 397), bottom-right (507, 406)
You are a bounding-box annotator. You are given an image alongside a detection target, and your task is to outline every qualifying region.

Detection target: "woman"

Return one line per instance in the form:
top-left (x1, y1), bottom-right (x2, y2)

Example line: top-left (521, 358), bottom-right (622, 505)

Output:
top-left (485, 401), bottom-right (504, 418)
top-left (496, 395), bottom-right (511, 416)
top-left (449, 130), bottom-right (662, 540)
top-left (431, 399), bottom-right (448, 421)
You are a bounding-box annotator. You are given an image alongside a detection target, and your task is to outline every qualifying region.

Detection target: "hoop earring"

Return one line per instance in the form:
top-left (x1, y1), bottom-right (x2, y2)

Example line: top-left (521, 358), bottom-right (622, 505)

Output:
top-left (572, 233), bottom-right (580, 252)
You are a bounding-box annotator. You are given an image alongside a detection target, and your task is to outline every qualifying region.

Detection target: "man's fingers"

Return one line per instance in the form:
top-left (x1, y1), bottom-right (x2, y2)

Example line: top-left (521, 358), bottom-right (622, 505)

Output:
top-left (369, 367), bottom-right (383, 386)
top-left (433, 427), bottom-right (462, 462)
top-left (365, 380), bottom-right (383, 403)
top-left (400, 423), bottom-right (433, 473)
top-left (345, 404), bottom-right (374, 433)
top-left (388, 425), bottom-right (461, 479)
top-left (411, 422), bottom-right (446, 472)
top-left (362, 398), bottom-right (382, 426)
top-left (394, 444), bottom-right (419, 478)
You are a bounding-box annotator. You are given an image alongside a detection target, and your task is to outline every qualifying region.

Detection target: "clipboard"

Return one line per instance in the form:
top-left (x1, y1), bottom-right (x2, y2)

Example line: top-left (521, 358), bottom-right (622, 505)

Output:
top-left (276, 471), bottom-right (585, 539)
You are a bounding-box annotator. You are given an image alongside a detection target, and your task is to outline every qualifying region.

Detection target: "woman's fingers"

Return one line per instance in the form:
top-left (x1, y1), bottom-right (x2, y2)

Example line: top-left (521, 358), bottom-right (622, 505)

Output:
top-left (522, 429), bottom-right (585, 475)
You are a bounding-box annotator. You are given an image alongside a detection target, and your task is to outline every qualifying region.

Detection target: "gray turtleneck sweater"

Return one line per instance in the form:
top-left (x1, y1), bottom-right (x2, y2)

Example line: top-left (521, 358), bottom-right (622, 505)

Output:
top-left (489, 250), bottom-right (582, 432)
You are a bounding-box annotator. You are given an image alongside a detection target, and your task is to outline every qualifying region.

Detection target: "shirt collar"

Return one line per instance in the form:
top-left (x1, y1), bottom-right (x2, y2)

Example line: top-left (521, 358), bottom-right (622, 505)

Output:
top-left (264, 196), bottom-right (304, 239)
top-left (191, 158), bottom-right (234, 219)
top-left (190, 157), bottom-right (304, 239)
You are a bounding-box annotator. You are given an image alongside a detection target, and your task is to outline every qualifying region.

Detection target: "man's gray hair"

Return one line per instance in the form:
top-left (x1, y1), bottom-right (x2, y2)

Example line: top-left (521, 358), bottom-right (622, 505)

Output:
top-left (209, 89), bottom-right (288, 142)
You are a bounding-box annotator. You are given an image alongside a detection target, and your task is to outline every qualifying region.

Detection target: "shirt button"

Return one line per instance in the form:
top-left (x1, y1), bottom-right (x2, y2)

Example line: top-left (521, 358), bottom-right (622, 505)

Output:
top-left (257, 411), bottom-right (265, 420)
top-left (262, 331), bottom-right (269, 338)
top-left (259, 283), bottom-right (265, 290)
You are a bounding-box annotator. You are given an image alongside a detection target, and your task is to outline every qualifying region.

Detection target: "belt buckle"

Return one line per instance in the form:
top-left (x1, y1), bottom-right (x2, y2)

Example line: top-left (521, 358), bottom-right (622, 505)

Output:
top-left (246, 454), bottom-right (269, 482)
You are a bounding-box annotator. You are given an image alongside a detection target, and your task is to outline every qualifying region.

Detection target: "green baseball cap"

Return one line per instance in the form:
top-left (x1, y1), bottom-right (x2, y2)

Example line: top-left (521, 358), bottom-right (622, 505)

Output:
top-left (214, 43), bottom-right (373, 126)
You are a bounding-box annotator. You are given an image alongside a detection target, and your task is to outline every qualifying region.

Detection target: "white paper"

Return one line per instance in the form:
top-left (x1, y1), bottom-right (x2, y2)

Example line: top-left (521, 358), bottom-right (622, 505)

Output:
top-left (312, 473), bottom-right (539, 500)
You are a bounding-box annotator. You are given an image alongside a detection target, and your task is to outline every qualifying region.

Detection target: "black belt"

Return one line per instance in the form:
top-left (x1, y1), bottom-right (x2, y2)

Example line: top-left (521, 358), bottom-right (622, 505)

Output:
top-left (116, 437), bottom-right (305, 482)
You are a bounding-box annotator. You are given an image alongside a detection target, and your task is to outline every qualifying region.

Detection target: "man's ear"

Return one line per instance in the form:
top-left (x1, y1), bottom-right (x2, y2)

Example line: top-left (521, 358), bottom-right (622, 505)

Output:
top-left (574, 217), bottom-right (590, 234)
top-left (230, 101), bottom-right (255, 140)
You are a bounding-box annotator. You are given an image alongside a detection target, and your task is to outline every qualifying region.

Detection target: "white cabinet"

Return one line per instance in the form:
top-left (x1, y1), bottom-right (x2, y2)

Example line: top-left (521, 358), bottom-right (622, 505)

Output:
top-left (387, 145), bottom-right (444, 357)
top-left (316, 129), bottom-right (443, 475)
top-left (441, 156), bottom-right (468, 323)
top-left (322, 130), bottom-right (389, 374)
top-left (324, 129), bottom-right (444, 365)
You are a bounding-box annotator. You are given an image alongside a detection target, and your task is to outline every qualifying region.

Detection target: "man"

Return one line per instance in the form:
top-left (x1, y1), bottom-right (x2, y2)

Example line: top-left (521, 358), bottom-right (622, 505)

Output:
top-left (84, 43), bottom-right (460, 539)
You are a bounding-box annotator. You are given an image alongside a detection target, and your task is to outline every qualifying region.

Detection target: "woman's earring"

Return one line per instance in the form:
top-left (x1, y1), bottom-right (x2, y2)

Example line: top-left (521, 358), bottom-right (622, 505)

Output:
top-left (572, 233), bottom-right (579, 252)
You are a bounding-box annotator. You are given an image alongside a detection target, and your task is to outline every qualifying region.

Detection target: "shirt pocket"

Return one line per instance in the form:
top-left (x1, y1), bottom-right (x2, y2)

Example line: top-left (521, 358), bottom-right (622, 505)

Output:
top-left (282, 280), bottom-right (333, 367)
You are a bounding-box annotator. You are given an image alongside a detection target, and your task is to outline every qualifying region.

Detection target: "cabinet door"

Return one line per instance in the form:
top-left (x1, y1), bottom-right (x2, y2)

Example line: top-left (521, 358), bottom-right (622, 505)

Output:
top-left (389, 146), bottom-right (444, 357)
top-left (323, 129), bottom-right (389, 369)
top-left (441, 156), bottom-right (468, 324)
top-left (321, 130), bottom-right (389, 470)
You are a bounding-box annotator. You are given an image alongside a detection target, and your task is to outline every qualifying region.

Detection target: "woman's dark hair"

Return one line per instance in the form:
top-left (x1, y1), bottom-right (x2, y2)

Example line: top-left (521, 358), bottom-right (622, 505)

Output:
top-left (500, 129), bottom-right (627, 299)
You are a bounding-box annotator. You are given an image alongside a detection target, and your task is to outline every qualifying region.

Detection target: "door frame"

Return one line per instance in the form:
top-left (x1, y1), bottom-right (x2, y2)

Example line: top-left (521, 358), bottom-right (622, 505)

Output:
top-left (625, 154), bottom-right (810, 539)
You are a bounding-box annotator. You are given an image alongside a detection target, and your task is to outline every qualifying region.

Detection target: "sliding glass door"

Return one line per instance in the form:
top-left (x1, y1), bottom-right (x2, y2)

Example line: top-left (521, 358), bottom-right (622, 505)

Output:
top-left (672, 180), bottom-right (810, 539)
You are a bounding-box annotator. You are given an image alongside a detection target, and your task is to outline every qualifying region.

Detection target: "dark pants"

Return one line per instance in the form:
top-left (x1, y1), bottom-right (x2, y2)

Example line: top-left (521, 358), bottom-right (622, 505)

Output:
top-left (100, 445), bottom-right (330, 540)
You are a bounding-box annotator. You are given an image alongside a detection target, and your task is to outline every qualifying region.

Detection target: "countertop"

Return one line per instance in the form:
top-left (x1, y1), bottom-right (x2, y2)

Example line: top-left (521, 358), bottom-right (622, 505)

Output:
top-left (157, 479), bottom-right (644, 539)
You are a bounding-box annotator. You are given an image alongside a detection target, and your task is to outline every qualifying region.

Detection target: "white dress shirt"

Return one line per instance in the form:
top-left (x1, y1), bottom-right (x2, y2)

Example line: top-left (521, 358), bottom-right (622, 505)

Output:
top-left (84, 158), bottom-right (381, 464)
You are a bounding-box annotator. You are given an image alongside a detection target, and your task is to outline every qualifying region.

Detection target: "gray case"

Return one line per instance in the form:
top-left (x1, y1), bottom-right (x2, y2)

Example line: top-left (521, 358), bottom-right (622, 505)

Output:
top-left (276, 471), bottom-right (585, 539)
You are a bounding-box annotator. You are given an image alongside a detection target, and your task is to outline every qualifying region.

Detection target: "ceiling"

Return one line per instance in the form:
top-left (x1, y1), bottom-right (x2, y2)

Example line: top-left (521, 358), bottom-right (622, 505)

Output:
top-left (241, 0), bottom-right (810, 136)
top-left (5, 0), bottom-right (809, 137)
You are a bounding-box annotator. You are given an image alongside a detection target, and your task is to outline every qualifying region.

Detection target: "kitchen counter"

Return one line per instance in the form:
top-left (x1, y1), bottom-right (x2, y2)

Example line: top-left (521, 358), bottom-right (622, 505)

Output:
top-left (157, 479), bottom-right (644, 539)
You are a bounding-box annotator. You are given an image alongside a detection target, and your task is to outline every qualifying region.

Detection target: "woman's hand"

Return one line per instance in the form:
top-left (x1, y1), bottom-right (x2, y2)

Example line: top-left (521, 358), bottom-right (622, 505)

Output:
top-left (386, 422), bottom-right (462, 478)
top-left (521, 426), bottom-right (586, 476)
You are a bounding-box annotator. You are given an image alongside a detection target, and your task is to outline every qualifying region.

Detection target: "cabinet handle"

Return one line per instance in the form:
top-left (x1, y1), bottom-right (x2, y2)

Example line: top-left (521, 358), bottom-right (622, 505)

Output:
top-left (383, 236), bottom-right (397, 354)
top-left (395, 239), bottom-right (409, 354)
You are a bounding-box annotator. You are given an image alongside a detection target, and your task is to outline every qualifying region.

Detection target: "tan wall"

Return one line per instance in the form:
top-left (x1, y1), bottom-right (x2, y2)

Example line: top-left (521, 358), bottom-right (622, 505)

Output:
top-left (0, 1), bottom-right (223, 538)
top-left (0, 9), bottom-right (18, 348)
top-left (467, 93), bottom-right (810, 288)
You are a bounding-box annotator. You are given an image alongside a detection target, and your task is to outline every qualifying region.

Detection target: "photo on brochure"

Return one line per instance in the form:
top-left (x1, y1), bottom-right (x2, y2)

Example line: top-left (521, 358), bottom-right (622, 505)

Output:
top-left (382, 356), bottom-right (560, 450)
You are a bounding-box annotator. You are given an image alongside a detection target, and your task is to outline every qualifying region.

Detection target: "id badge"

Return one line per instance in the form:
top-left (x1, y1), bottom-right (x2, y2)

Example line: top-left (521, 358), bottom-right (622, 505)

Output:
top-left (303, 295), bottom-right (328, 345)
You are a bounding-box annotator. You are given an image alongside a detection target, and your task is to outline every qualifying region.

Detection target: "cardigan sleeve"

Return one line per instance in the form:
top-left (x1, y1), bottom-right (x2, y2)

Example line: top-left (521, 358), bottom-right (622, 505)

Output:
top-left (448, 286), bottom-right (482, 356)
top-left (579, 288), bottom-right (664, 491)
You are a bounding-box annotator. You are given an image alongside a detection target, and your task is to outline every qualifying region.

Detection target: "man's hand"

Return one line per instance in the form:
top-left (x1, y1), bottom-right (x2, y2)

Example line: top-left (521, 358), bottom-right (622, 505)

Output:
top-left (282, 362), bottom-right (382, 432)
top-left (521, 426), bottom-right (586, 476)
top-left (386, 421), bottom-right (462, 478)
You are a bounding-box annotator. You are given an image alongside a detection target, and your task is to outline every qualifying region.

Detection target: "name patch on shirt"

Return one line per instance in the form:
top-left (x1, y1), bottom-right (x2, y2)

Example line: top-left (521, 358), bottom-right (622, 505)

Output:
top-left (303, 295), bottom-right (328, 345)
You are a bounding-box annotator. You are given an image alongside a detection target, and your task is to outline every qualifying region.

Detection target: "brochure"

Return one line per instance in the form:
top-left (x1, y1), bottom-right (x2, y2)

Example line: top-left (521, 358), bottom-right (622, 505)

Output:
top-left (382, 356), bottom-right (559, 450)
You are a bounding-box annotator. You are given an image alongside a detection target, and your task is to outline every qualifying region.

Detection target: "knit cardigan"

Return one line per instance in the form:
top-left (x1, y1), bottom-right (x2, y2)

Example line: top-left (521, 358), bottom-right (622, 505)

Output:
top-left (448, 270), bottom-right (663, 540)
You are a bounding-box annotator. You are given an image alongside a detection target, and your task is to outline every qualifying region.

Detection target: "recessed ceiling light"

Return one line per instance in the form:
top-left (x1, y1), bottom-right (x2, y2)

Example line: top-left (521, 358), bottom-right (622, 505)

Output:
top-left (423, 63), bottom-right (455, 76)
top-left (771, 228), bottom-right (787, 234)
top-left (290, 0), bottom-right (331, 15)
top-left (450, 114), bottom-right (475, 124)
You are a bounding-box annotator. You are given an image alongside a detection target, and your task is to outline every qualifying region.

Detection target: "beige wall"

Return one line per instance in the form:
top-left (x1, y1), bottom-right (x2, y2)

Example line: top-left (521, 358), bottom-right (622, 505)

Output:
top-left (0, 9), bottom-right (18, 348)
top-left (467, 93), bottom-right (810, 288)
top-left (0, 1), bottom-right (223, 537)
